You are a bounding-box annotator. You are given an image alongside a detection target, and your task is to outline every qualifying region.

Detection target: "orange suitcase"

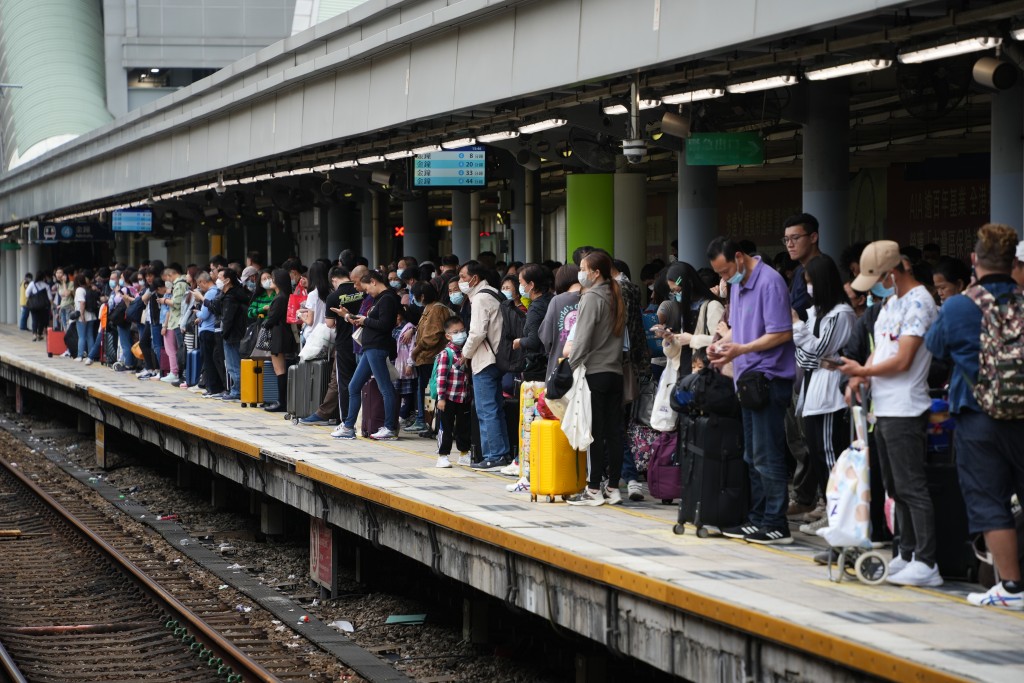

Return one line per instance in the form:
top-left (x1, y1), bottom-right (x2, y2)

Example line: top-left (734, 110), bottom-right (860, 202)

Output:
top-left (529, 419), bottom-right (586, 502)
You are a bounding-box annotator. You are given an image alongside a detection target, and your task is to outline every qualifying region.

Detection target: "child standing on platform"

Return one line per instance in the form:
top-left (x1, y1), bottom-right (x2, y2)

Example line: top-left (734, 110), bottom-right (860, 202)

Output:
top-left (434, 317), bottom-right (471, 469)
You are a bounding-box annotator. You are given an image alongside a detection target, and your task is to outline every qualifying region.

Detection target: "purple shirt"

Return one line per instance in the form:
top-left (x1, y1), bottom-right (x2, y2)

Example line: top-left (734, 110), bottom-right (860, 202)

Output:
top-left (729, 257), bottom-right (796, 382)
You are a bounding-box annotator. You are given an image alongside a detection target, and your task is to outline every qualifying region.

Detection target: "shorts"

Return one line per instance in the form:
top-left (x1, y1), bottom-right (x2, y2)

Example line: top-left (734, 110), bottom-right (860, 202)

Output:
top-left (954, 409), bottom-right (1024, 534)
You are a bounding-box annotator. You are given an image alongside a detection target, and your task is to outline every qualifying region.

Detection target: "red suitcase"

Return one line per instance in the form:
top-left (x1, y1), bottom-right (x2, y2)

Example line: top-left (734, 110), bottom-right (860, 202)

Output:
top-left (46, 328), bottom-right (67, 357)
top-left (360, 377), bottom-right (387, 437)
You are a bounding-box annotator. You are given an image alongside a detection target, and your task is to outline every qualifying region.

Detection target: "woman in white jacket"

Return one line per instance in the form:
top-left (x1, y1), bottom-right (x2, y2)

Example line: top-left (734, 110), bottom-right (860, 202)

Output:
top-left (792, 254), bottom-right (856, 532)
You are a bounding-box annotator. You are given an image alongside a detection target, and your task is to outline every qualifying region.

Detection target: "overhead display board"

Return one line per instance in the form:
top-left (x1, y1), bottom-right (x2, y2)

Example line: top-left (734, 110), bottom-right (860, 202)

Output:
top-left (413, 146), bottom-right (486, 187)
top-left (111, 208), bottom-right (153, 232)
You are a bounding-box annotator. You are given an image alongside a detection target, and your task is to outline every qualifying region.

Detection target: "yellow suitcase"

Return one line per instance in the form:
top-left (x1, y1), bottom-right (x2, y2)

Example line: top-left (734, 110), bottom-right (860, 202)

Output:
top-left (529, 419), bottom-right (586, 502)
top-left (240, 358), bottom-right (263, 407)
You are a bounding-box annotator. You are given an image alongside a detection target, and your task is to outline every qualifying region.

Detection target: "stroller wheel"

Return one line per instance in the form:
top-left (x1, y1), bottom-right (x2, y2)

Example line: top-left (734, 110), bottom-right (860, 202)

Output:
top-left (855, 551), bottom-right (889, 585)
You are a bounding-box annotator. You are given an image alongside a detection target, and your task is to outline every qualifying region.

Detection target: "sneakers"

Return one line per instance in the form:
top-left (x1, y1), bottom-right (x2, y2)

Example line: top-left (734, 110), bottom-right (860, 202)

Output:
top-left (803, 502), bottom-right (826, 522)
top-left (887, 554), bottom-right (911, 576)
top-left (299, 414), bottom-right (328, 426)
top-left (506, 476), bottom-right (529, 493)
top-left (566, 488), bottom-right (606, 506)
top-left (331, 425), bottom-right (356, 440)
top-left (626, 480), bottom-right (645, 502)
top-left (744, 527), bottom-right (794, 545)
top-left (471, 455), bottom-right (511, 471)
top-left (187, 385), bottom-right (206, 394)
top-left (967, 582), bottom-right (1024, 610)
top-left (160, 373), bottom-right (180, 384)
top-left (220, 394), bottom-right (239, 401)
top-left (400, 417), bottom-right (416, 430)
top-left (722, 523), bottom-right (761, 539)
top-left (435, 455), bottom-right (452, 469)
top-left (83, 358), bottom-right (94, 366)
top-left (499, 460), bottom-right (520, 477)
top-left (456, 453), bottom-right (472, 467)
top-left (406, 421), bottom-right (428, 433)
top-left (886, 560), bottom-right (943, 587)
top-left (799, 516), bottom-right (829, 536)
top-left (786, 500), bottom-right (816, 518)
top-left (74, 357), bottom-right (83, 362)
top-left (604, 486), bottom-right (622, 506)
top-left (369, 427), bottom-right (397, 441)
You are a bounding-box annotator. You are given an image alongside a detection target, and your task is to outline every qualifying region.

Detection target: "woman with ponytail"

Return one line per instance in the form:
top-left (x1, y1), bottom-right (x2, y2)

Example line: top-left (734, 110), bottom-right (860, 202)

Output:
top-left (566, 250), bottom-right (627, 507)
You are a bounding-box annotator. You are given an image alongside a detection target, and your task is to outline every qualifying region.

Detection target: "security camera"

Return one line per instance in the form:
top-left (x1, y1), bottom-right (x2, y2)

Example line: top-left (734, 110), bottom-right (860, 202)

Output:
top-left (622, 139), bottom-right (646, 164)
top-left (214, 183), bottom-right (227, 196)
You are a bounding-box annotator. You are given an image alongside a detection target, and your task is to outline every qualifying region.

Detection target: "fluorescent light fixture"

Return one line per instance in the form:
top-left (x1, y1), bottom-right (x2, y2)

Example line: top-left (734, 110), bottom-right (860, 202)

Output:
top-left (661, 88), bottom-right (725, 105)
top-left (726, 75), bottom-right (798, 94)
top-left (411, 144), bottom-right (442, 154)
top-left (356, 155), bottom-right (384, 165)
top-left (441, 137), bottom-right (476, 150)
top-left (602, 99), bottom-right (661, 115)
top-left (288, 168), bottom-right (311, 176)
top-left (311, 164), bottom-right (333, 173)
top-left (1012, 28), bottom-right (1024, 41)
top-left (252, 173), bottom-right (276, 182)
top-left (805, 59), bottom-right (892, 81)
top-left (477, 131), bottom-right (520, 143)
top-left (384, 150), bottom-right (414, 160)
top-left (334, 160), bottom-right (358, 169)
top-left (150, 68), bottom-right (160, 74)
top-left (518, 118), bottom-right (568, 134)
top-left (898, 37), bottom-right (1001, 64)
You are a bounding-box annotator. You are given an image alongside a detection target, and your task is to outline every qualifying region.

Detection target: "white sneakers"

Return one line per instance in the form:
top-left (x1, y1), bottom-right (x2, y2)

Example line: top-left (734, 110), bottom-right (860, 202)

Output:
top-left (567, 488), bottom-right (605, 506)
top-left (456, 453), bottom-right (472, 467)
top-left (886, 560), bottom-right (943, 587)
top-left (626, 480), bottom-right (644, 501)
top-left (604, 486), bottom-right (622, 506)
top-left (369, 427), bottom-right (397, 441)
top-left (435, 455), bottom-right (452, 469)
top-left (506, 476), bottom-right (529, 493)
top-left (160, 373), bottom-right (180, 384)
top-left (967, 582), bottom-right (1024, 610)
top-left (499, 460), bottom-right (520, 477)
top-left (887, 555), bottom-right (910, 576)
top-left (799, 516), bottom-right (829, 536)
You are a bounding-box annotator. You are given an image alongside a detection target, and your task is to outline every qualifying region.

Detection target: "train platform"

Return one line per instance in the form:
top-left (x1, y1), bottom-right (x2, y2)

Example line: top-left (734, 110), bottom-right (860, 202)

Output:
top-left (0, 324), bottom-right (1020, 683)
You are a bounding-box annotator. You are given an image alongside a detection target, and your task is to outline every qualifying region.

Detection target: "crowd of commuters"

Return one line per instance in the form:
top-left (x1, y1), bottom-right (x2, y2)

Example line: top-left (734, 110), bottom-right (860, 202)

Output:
top-left (17, 217), bottom-right (1024, 609)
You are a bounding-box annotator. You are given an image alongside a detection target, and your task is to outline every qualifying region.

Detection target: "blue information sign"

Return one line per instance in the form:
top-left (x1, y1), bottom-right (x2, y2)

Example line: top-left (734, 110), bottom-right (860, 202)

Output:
top-left (112, 209), bottom-right (153, 232)
top-left (413, 147), bottom-right (486, 187)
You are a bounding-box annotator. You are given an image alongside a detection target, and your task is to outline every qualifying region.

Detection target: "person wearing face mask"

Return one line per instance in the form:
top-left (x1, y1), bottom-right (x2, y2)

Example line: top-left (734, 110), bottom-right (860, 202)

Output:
top-left (433, 317), bottom-right (473, 468)
top-left (240, 266), bottom-right (260, 295)
top-left (500, 275), bottom-right (527, 313)
top-left (409, 281), bottom-right (452, 437)
top-left (192, 272), bottom-right (226, 397)
top-left (539, 264), bottom-right (583, 382)
top-left (158, 264), bottom-right (188, 385)
top-left (110, 269), bottom-right (140, 372)
top-left (840, 241), bottom-right (942, 588)
top-left (262, 269), bottom-right (298, 412)
top-left (512, 264), bottom-right (554, 382)
top-left (282, 258), bottom-right (307, 298)
top-left (204, 268), bottom-right (249, 401)
top-left (387, 270), bottom-right (404, 293)
top-left (789, 255), bottom-right (855, 538)
top-left (564, 251), bottom-right (627, 507)
top-left (458, 260), bottom-right (512, 470)
top-left (447, 278), bottom-right (470, 330)
top-left (706, 236), bottom-right (796, 545)
top-left (247, 268), bottom-right (276, 323)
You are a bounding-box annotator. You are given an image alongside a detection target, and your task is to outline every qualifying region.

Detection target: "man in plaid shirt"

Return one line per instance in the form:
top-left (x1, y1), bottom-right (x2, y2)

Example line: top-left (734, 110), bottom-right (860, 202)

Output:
top-left (434, 317), bottom-right (471, 468)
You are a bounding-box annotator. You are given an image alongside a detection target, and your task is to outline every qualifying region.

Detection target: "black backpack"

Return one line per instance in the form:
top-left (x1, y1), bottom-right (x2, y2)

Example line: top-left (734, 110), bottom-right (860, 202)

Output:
top-left (479, 289), bottom-right (526, 374)
top-left (84, 288), bottom-right (101, 315)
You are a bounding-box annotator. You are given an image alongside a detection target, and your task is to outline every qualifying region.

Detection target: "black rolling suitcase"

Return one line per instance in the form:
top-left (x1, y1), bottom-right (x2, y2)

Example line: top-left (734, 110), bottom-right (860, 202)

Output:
top-left (925, 436), bottom-right (977, 581)
top-left (673, 415), bottom-right (748, 537)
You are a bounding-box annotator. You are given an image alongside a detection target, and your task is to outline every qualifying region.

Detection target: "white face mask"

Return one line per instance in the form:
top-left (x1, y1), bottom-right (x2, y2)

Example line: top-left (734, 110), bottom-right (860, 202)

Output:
top-left (578, 271), bottom-right (592, 288)
top-left (806, 284), bottom-right (814, 298)
top-left (458, 281), bottom-right (472, 294)
top-left (261, 279), bottom-right (273, 289)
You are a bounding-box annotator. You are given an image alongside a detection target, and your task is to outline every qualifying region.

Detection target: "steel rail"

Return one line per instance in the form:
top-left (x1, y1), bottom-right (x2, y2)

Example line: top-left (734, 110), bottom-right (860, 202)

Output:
top-left (0, 457), bottom-right (281, 683)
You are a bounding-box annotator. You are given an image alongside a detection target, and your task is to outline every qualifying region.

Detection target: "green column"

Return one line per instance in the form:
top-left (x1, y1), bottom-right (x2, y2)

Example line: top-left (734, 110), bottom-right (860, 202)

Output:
top-left (566, 174), bottom-right (614, 259)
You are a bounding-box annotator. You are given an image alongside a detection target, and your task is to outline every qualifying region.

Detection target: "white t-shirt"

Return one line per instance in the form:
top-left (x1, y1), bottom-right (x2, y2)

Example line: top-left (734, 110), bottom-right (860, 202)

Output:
top-left (871, 285), bottom-right (937, 417)
top-left (74, 287), bottom-right (97, 323)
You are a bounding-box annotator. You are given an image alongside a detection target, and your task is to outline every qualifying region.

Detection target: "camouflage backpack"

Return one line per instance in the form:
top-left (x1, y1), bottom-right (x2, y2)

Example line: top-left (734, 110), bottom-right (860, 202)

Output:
top-left (964, 283), bottom-right (1024, 420)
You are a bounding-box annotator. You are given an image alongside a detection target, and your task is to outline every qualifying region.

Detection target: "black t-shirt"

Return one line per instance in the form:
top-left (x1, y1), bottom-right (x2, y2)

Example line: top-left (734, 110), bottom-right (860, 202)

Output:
top-left (324, 282), bottom-right (364, 349)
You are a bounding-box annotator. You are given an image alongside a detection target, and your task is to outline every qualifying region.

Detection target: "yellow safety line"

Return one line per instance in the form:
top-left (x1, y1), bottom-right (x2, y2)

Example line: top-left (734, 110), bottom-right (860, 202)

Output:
top-left (297, 460), bottom-right (970, 683)
top-left (86, 387), bottom-right (261, 460)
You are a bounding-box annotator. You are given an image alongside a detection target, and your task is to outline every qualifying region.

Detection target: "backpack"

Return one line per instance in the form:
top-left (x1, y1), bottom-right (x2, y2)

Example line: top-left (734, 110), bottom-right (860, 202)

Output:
top-left (964, 283), bottom-right (1024, 420)
top-left (429, 348), bottom-right (455, 400)
top-left (479, 289), bottom-right (526, 374)
top-left (84, 288), bottom-right (101, 315)
top-left (26, 285), bottom-right (49, 312)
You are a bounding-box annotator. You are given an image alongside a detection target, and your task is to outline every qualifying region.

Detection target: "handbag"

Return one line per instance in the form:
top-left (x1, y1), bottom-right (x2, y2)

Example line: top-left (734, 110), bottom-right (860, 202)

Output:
top-left (650, 354), bottom-right (680, 432)
top-left (631, 378), bottom-right (656, 427)
top-left (351, 326), bottom-right (364, 346)
top-left (544, 359), bottom-right (574, 400)
top-left (560, 364), bottom-right (593, 451)
top-left (131, 341), bottom-right (144, 360)
top-left (736, 370), bottom-right (770, 410)
top-left (622, 360), bottom-right (639, 405)
top-left (126, 296), bottom-right (145, 324)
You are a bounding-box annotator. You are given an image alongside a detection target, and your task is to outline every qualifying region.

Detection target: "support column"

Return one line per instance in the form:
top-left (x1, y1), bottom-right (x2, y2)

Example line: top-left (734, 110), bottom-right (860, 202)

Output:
top-left (614, 173), bottom-right (646, 278)
top-left (451, 191), bottom-right (471, 261)
top-left (567, 174), bottom-right (614, 257)
top-left (375, 192), bottom-right (391, 267)
top-left (470, 191), bottom-right (482, 259)
top-left (990, 82), bottom-right (1024, 233)
top-left (510, 167), bottom-right (526, 261)
top-left (3, 250), bottom-right (16, 323)
top-left (193, 227), bottom-right (210, 264)
top-left (361, 191), bottom-right (375, 263)
top-left (402, 194), bottom-right (430, 262)
top-left (524, 169), bottom-right (540, 263)
top-left (677, 147), bottom-right (718, 268)
top-left (327, 202), bottom-right (345, 261)
top-left (803, 80), bottom-right (850, 259)
top-left (261, 501), bottom-right (285, 535)
top-left (95, 421), bottom-right (108, 470)
top-left (211, 477), bottom-right (229, 510)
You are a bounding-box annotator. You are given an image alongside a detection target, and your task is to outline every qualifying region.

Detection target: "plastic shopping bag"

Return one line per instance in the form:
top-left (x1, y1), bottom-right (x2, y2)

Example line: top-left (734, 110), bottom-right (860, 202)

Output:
top-left (298, 322), bottom-right (334, 361)
top-left (650, 354), bottom-right (680, 432)
top-left (818, 407), bottom-right (872, 549)
top-left (561, 365), bottom-right (593, 451)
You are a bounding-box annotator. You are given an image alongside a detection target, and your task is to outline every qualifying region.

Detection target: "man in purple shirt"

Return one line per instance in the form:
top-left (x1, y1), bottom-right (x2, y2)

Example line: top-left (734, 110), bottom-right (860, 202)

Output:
top-left (707, 236), bottom-right (796, 545)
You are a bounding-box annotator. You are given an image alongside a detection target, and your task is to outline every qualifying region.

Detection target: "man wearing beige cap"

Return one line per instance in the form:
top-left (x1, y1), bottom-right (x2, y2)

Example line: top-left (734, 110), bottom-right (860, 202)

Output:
top-left (840, 240), bottom-right (941, 587)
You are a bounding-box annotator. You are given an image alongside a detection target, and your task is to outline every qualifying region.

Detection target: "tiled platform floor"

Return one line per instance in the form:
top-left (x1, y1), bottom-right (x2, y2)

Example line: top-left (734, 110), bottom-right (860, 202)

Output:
top-left (2, 325), bottom-right (1021, 683)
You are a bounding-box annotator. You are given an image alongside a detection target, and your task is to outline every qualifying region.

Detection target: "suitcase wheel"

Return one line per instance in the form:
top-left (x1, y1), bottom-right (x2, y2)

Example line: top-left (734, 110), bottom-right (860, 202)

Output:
top-left (672, 524), bottom-right (686, 536)
top-left (291, 418), bottom-right (299, 425)
top-left (530, 494), bottom-right (537, 502)
top-left (47, 353), bottom-right (53, 358)
top-left (661, 499), bottom-right (674, 505)
top-left (696, 526), bottom-right (711, 539)
top-left (546, 495), bottom-right (555, 503)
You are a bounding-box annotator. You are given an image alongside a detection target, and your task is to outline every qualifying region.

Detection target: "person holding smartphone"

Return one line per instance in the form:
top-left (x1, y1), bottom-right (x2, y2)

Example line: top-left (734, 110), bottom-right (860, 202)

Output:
top-left (791, 255), bottom-right (856, 536)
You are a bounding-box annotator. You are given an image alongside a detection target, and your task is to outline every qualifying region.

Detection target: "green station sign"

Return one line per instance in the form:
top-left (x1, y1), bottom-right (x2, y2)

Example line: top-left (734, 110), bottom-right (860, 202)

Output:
top-left (686, 132), bottom-right (765, 166)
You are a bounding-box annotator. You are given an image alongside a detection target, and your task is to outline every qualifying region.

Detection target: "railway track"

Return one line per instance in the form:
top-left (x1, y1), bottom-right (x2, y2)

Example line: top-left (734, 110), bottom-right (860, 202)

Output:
top-left (0, 451), bottom-right (330, 682)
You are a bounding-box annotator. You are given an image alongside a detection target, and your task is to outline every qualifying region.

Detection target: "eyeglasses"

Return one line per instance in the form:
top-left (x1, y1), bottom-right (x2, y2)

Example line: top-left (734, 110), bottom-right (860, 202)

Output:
top-left (781, 234), bottom-right (808, 246)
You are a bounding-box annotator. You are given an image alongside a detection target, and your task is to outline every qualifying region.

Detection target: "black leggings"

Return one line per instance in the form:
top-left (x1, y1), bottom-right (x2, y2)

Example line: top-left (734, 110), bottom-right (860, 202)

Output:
top-left (803, 410), bottom-right (849, 498)
top-left (586, 372), bottom-right (625, 490)
top-left (30, 309), bottom-right (48, 337)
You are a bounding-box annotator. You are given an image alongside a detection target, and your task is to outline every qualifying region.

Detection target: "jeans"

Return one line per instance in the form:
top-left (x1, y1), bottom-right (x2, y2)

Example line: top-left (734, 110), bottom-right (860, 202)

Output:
top-left (586, 372), bottom-right (625, 490)
top-left (19, 306), bottom-right (29, 330)
top-left (344, 348), bottom-right (398, 432)
top-left (149, 323), bottom-right (163, 366)
top-left (223, 341), bottom-right (242, 398)
top-left (741, 377), bottom-right (793, 530)
top-left (875, 413), bottom-right (936, 565)
top-left (116, 326), bottom-right (137, 368)
top-left (472, 364), bottom-right (510, 461)
top-left (77, 320), bottom-right (101, 360)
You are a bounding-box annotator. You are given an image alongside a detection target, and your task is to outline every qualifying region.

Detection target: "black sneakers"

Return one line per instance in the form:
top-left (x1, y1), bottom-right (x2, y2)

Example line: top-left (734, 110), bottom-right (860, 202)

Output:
top-left (722, 523), bottom-right (760, 539)
top-left (744, 527), bottom-right (793, 545)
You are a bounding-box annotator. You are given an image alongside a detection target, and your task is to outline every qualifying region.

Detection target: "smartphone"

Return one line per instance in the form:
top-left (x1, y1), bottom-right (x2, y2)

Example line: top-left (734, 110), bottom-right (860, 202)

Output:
top-left (821, 357), bottom-right (846, 370)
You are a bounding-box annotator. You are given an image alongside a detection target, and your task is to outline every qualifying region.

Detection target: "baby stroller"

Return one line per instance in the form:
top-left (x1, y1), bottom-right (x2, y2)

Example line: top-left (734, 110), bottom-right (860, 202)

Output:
top-left (820, 405), bottom-right (889, 585)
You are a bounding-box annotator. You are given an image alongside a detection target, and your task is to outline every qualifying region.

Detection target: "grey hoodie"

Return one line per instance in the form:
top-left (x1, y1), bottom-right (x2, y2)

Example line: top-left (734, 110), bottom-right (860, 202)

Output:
top-left (568, 280), bottom-right (624, 376)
